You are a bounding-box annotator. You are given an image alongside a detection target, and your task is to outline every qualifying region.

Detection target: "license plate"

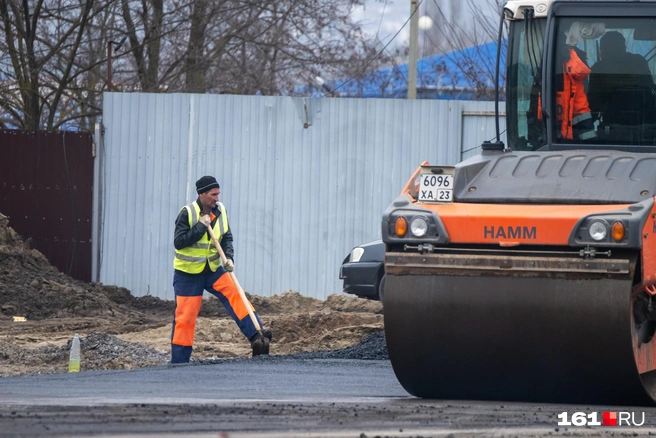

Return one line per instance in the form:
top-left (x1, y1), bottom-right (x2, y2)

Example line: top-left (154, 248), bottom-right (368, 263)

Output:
top-left (418, 174), bottom-right (454, 203)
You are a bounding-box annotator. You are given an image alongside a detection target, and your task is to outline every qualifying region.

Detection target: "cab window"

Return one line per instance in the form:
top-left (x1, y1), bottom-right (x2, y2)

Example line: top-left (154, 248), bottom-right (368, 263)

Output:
top-left (507, 19), bottom-right (547, 151)
top-left (552, 18), bottom-right (656, 146)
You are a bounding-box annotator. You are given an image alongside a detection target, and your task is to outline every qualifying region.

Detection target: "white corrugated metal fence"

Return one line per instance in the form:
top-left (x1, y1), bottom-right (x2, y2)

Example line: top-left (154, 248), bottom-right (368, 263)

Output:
top-left (99, 93), bottom-right (505, 300)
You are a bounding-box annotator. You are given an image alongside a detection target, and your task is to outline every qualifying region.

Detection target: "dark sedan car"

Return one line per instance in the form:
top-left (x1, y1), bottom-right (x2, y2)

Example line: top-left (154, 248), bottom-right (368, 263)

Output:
top-left (339, 240), bottom-right (386, 302)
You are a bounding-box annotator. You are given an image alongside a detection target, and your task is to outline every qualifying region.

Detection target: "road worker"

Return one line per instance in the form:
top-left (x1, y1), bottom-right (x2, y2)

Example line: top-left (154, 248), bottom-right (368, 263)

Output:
top-left (171, 175), bottom-right (271, 363)
top-left (587, 31), bottom-right (656, 132)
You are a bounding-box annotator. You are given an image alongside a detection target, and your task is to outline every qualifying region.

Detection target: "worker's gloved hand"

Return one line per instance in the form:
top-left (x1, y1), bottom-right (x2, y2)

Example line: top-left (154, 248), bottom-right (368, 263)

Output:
top-left (224, 259), bottom-right (234, 272)
top-left (199, 214), bottom-right (211, 228)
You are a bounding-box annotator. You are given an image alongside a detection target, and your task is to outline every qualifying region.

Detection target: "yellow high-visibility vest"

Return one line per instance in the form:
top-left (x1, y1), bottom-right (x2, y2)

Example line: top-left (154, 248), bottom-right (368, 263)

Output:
top-left (173, 202), bottom-right (229, 273)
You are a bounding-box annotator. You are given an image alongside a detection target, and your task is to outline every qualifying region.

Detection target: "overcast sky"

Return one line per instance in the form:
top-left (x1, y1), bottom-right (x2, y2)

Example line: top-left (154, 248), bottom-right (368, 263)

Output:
top-left (352, 0), bottom-right (499, 54)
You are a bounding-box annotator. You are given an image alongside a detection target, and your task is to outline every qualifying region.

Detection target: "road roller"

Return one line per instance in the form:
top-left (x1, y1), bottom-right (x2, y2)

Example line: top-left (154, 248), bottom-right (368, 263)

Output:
top-left (382, 0), bottom-right (656, 405)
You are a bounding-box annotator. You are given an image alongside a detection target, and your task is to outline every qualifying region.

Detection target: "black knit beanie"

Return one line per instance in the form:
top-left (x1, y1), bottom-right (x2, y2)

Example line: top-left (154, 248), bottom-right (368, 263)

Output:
top-left (196, 176), bottom-right (220, 194)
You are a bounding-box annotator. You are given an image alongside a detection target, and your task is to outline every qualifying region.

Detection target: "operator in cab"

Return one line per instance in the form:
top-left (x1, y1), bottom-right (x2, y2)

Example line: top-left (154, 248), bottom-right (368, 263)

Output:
top-left (587, 31), bottom-right (656, 137)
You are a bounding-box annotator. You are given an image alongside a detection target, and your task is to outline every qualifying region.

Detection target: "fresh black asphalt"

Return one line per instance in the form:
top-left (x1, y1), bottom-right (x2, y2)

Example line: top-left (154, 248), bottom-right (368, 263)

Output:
top-left (0, 358), bottom-right (405, 405)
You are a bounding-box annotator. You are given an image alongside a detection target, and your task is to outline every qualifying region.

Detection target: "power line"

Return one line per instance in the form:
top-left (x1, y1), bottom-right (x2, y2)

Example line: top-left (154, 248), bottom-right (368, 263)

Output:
top-left (375, 1), bottom-right (388, 41)
top-left (373, 1), bottom-right (409, 86)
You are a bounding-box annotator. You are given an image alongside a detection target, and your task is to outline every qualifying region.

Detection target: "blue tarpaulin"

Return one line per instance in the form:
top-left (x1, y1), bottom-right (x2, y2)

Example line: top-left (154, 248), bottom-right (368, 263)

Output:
top-left (302, 40), bottom-right (506, 100)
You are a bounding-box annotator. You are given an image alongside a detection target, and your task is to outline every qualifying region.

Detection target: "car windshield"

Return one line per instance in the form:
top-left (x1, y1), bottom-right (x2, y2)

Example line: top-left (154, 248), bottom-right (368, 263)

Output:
top-left (552, 17), bottom-right (656, 146)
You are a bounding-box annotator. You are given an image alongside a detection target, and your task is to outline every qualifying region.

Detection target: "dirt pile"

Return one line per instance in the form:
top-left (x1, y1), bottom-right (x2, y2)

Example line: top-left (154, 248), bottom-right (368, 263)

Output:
top-left (0, 212), bottom-right (384, 377)
top-left (0, 212), bottom-right (21, 246)
top-left (0, 212), bottom-right (172, 321)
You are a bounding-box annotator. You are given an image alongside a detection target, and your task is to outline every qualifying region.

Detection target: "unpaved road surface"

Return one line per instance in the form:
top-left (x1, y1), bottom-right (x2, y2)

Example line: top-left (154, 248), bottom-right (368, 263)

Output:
top-left (3, 358), bottom-right (656, 437)
top-left (0, 211), bottom-right (384, 376)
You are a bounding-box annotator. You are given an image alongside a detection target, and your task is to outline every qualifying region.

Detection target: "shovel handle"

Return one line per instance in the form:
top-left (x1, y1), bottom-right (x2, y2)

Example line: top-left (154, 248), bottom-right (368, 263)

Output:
top-left (206, 224), bottom-right (262, 332)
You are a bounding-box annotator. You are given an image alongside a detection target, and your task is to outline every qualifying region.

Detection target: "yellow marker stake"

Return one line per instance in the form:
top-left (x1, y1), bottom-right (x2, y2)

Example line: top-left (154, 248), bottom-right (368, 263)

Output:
top-left (68, 334), bottom-right (80, 373)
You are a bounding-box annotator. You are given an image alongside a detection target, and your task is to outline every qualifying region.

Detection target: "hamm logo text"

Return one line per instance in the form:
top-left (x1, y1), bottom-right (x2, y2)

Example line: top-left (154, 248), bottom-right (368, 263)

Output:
top-left (483, 226), bottom-right (537, 240)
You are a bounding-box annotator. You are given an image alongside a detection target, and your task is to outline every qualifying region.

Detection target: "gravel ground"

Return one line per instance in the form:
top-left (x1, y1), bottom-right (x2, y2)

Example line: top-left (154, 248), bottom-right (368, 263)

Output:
top-left (289, 332), bottom-right (388, 360)
top-left (2, 330), bottom-right (389, 377)
top-left (191, 332), bottom-right (388, 366)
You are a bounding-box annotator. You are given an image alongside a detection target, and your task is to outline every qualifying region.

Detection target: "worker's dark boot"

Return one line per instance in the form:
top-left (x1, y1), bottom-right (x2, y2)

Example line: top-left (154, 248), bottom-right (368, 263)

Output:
top-left (250, 330), bottom-right (272, 356)
top-left (250, 333), bottom-right (266, 357)
top-left (262, 329), bottom-right (272, 354)
top-left (171, 344), bottom-right (192, 364)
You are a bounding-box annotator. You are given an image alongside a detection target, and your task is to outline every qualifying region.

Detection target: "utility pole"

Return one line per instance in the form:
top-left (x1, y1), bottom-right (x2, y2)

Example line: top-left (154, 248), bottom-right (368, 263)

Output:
top-left (107, 37), bottom-right (127, 92)
top-left (408, 0), bottom-right (419, 99)
top-left (107, 42), bottom-right (113, 92)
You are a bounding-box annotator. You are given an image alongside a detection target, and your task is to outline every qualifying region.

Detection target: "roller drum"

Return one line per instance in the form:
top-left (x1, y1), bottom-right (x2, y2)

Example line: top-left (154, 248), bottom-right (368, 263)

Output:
top-left (384, 254), bottom-right (656, 405)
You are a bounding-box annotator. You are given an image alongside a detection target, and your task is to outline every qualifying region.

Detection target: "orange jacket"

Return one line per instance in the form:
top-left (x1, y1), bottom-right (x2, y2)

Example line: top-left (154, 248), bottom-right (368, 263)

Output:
top-left (556, 48), bottom-right (595, 140)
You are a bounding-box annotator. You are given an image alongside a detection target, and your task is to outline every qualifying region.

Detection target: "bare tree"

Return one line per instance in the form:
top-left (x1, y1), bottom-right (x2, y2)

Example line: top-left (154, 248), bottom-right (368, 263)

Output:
top-left (0, 0), bottom-right (111, 129)
top-left (120, 0), bottom-right (166, 92)
top-left (114, 0), bottom-right (383, 96)
top-left (423, 0), bottom-right (507, 100)
top-left (67, 1), bottom-right (121, 130)
top-left (234, 1), bottom-right (386, 95)
top-left (318, 37), bottom-right (403, 98)
top-left (0, 0), bottom-right (392, 130)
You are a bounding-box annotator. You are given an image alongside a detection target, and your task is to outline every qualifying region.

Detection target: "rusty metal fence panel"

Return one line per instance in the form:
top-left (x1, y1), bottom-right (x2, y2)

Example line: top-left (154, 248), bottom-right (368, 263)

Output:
top-left (0, 130), bottom-right (94, 282)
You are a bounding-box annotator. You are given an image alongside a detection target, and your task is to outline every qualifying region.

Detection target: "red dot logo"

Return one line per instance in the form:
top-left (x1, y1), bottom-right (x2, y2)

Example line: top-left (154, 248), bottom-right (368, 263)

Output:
top-left (603, 412), bottom-right (617, 427)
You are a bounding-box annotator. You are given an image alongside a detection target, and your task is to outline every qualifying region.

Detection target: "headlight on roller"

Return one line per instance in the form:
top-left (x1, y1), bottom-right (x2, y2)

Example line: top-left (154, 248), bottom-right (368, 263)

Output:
top-left (589, 221), bottom-right (607, 241)
top-left (410, 217), bottom-right (428, 237)
top-left (349, 247), bottom-right (364, 262)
